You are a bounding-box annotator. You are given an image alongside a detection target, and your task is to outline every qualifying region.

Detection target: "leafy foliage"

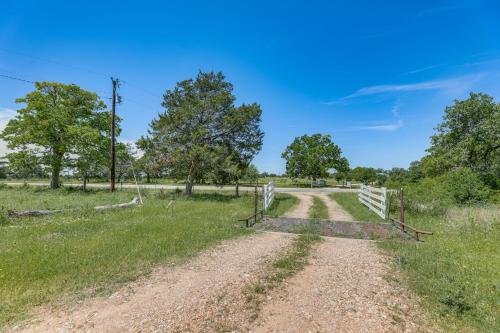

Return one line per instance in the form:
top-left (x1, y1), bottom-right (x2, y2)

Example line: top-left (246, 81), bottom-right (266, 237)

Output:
top-left (141, 71), bottom-right (263, 194)
top-left (427, 92), bottom-right (500, 189)
top-left (282, 133), bottom-right (348, 180)
top-left (445, 168), bottom-right (490, 204)
top-left (0, 82), bottom-right (112, 188)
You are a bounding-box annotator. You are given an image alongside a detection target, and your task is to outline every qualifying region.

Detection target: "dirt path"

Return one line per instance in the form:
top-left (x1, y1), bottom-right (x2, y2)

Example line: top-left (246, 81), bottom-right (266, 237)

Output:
top-left (283, 192), bottom-right (314, 219)
top-left (252, 237), bottom-right (423, 332)
top-left (316, 193), bottom-right (354, 221)
top-left (284, 192), bottom-right (354, 221)
top-left (12, 233), bottom-right (294, 333)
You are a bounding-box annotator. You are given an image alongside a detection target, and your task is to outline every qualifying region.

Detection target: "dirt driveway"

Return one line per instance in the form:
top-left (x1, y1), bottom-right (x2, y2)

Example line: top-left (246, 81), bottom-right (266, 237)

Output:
top-left (284, 191), bottom-right (354, 221)
top-left (253, 237), bottom-right (423, 332)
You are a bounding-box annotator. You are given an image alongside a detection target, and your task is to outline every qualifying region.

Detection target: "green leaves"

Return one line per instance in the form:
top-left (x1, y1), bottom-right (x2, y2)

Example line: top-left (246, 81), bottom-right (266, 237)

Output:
top-left (427, 92), bottom-right (500, 189)
top-left (0, 82), bottom-right (112, 188)
top-left (282, 133), bottom-right (348, 180)
top-left (142, 71), bottom-right (263, 193)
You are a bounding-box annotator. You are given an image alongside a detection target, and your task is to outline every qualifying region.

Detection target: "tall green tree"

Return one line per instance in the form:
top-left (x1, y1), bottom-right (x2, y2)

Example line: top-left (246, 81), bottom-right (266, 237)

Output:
top-left (282, 134), bottom-right (349, 180)
top-left (349, 166), bottom-right (377, 184)
top-left (427, 92), bottom-right (500, 188)
top-left (141, 71), bottom-right (263, 195)
top-left (0, 82), bottom-right (110, 189)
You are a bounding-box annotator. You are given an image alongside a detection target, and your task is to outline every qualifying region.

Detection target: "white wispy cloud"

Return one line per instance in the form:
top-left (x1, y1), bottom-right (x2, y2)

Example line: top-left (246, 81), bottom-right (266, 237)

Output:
top-left (404, 64), bottom-right (442, 75)
top-left (329, 74), bottom-right (481, 102)
top-left (354, 119), bottom-right (404, 132)
top-left (416, 3), bottom-right (473, 17)
top-left (0, 108), bottom-right (17, 157)
top-left (390, 102), bottom-right (400, 117)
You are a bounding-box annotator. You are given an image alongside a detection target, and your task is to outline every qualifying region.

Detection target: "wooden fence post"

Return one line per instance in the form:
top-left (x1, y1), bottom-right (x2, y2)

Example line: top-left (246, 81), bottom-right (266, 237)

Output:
top-left (399, 188), bottom-right (405, 231)
top-left (254, 183), bottom-right (258, 225)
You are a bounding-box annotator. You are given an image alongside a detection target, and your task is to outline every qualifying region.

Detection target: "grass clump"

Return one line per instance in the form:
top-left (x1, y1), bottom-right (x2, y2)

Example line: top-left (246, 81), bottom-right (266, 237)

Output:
top-left (329, 192), bottom-right (383, 222)
top-left (0, 187), bottom-right (254, 328)
top-left (309, 196), bottom-right (329, 219)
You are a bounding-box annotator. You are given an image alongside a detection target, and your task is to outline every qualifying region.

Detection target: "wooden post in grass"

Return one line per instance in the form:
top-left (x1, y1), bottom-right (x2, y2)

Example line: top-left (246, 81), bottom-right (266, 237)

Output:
top-left (399, 188), bottom-right (405, 231)
top-left (253, 182), bottom-right (258, 225)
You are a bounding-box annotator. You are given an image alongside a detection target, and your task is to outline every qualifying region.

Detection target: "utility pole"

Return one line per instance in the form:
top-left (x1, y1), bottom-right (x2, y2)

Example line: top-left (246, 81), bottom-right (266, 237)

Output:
top-left (110, 77), bottom-right (119, 192)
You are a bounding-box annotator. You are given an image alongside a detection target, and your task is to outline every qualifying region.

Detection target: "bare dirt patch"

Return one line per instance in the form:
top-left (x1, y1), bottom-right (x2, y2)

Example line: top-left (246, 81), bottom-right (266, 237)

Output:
top-left (251, 237), bottom-right (427, 332)
top-left (11, 233), bottom-right (294, 333)
top-left (283, 192), bottom-right (314, 219)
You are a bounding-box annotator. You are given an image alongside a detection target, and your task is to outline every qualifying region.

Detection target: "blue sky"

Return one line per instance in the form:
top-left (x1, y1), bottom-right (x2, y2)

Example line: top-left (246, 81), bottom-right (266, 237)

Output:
top-left (1, 0), bottom-right (499, 173)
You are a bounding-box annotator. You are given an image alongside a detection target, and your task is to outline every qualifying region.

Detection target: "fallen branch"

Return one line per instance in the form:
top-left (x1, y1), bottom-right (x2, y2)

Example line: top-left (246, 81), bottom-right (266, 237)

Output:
top-left (10, 197), bottom-right (141, 217)
top-left (94, 197), bottom-right (141, 210)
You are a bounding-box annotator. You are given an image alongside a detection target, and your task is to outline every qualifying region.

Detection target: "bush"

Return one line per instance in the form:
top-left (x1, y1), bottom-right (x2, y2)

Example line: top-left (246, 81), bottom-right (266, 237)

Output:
top-left (445, 168), bottom-right (490, 205)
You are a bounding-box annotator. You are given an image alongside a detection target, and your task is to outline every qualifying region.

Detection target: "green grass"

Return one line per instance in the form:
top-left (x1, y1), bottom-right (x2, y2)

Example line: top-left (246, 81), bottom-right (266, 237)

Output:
top-left (265, 193), bottom-right (299, 217)
top-left (380, 205), bottom-right (500, 332)
top-left (0, 187), bottom-right (254, 328)
top-left (329, 192), bottom-right (383, 222)
top-left (308, 196), bottom-right (329, 219)
top-left (0, 184), bottom-right (134, 211)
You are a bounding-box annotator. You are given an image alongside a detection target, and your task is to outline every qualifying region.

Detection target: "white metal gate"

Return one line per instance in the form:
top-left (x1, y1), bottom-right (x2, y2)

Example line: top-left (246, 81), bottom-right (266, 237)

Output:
top-left (263, 181), bottom-right (275, 211)
top-left (358, 185), bottom-right (387, 219)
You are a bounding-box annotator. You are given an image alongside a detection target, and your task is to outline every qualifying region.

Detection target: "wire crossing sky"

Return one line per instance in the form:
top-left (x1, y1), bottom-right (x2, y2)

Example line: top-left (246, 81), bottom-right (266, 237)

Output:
top-left (1, 0), bottom-right (499, 173)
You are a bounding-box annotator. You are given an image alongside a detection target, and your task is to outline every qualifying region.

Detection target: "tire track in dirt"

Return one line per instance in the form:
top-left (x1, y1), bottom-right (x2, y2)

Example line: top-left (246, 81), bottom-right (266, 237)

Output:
top-left (11, 233), bottom-right (294, 333)
top-left (252, 237), bottom-right (425, 332)
top-left (283, 192), bottom-right (314, 219)
top-left (283, 192), bottom-right (353, 221)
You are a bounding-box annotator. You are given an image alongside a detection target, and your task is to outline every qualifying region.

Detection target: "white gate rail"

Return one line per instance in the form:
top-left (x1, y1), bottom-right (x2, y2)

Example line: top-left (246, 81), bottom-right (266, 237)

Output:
top-left (358, 185), bottom-right (387, 219)
top-left (263, 181), bottom-right (275, 211)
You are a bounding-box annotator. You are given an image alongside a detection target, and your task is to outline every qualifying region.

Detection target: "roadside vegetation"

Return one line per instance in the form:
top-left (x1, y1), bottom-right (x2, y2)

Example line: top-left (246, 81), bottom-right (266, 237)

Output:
top-left (0, 187), bottom-right (254, 327)
top-left (329, 192), bottom-right (383, 222)
top-left (309, 196), bottom-right (329, 219)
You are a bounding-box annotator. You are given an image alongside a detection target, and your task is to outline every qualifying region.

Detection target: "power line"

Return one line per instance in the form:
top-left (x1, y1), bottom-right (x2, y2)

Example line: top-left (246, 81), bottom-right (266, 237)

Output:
top-left (0, 73), bottom-right (35, 84)
top-left (0, 48), bottom-right (111, 79)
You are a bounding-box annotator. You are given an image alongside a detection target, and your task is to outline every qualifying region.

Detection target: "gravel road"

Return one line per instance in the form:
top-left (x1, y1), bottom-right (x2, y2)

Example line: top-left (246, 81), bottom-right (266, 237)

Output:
top-left (253, 237), bottom-right (425, 332)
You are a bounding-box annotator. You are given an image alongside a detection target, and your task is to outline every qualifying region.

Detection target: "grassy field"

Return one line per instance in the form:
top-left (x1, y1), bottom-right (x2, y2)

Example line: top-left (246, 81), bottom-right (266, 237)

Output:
top-left (309, 196), bottom-right (329, 219)
top-left (0, 184), bottom-right (134, 211)
top-left (0, 186), bottom-right (259, 328)
top-left (330, 191), bottom-right (500, 331)
top-left (329, 192), bottom-right (383, 222)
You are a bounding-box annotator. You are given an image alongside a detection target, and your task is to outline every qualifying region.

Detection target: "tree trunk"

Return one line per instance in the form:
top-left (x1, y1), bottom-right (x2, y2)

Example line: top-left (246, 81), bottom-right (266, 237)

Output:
top-left (50, 161), bottom-right (62, 189)
top-left (185, 173), bottom-right (193, 196)
top-left (146, 173), bottom-right (151, 184)
top-left (83, 173), bottom-right (88, 191)
top-left (235, 180), bottom-right (240, 197)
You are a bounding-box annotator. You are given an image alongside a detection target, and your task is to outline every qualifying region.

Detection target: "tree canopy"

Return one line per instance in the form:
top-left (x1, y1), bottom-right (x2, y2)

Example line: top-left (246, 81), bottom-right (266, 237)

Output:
top-left (140, 71), bottom-right (263, 195)
top-left (426, 92), bottom-right (500, 188)
top-left (0, 82), bottom-right (114, 188)
top-left (281, 133), bottom-right (348, 180)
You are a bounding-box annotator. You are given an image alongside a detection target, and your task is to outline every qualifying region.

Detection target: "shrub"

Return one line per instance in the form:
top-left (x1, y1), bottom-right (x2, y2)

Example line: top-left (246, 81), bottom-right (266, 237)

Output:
top-left (445, 168), bottom-right (490, 205)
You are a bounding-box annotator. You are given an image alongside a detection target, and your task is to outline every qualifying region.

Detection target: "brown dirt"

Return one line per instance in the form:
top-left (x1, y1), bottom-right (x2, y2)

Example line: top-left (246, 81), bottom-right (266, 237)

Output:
top-left (11, 233), bottom-right (294, 333)
top-left (283, 192), bottom-right (314, 218)
top-left (252, 237), bottom-right (426, 333)
top-left (284, 192), bottom-right (354, 221)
